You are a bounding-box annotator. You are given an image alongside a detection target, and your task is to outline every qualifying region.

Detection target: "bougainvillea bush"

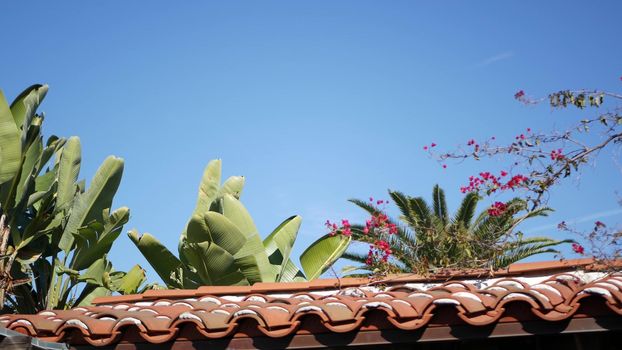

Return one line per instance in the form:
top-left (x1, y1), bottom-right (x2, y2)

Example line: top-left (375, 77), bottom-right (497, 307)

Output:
top-left (329, 185), bottom-right (571, 276)
top-left (425, 82), bottom-right (622, 263)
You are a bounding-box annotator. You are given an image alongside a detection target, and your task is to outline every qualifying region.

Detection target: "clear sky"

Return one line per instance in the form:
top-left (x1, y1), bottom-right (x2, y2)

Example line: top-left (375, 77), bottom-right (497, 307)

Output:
top-left (2, 1), bottom-right (621, 282)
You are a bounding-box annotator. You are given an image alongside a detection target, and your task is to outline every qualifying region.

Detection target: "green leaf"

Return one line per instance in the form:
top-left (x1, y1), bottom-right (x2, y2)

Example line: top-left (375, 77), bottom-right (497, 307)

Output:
top-left (186, 212), bottom-right (246, 252)
top-left (0, 90), bottom-right (22, 185)
top-left (193, 159), bottom-right (221, 215)
top-left (432, 185), bottom-right (448, 224)
top-left (128, 230), bottom-right (188, 289)
top-left (77, 258), bottom-right (110, 285)
top-left (300, 233), bottom-right (351, 280)
top-left (15, 136), bottom-right (42, 208)
top-left (56, 136), bottom-right (81, 212)
top-left (340, 265), bottom-right (368, 275)
top-left (75, 286), bottom-right (110, 307)
top-left (453, 192), bottom-right (480, 228)
top-left (182, 241), bottom-right (247, 286)
top-left (59, 156), bottom-right (124, 252)
top-left (109, 265), bottom-right (147, 294)
top-left (219, 194), bottom-right (274, 282)
top-left (263, 215), bottom-right (301, 280)
top-left (278, 259), bottom-right (307, 282)
top-left (35, 168), bottom-right (56, 193)
top-left (218, 176), bottom-right (245, 199)
top-left (71, 207), bottom-right (130, 270)
top-left (9, 84), bottom-right (48, 134)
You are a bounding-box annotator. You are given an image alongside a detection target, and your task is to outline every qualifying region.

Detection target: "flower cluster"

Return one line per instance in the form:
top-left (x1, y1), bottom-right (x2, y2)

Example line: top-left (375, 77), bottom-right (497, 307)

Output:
top-left (550, 149), bottom-right (565, 161)
top-left (325, 219), bottom-right (351, 237)
top-left (572, 243), bottom-right (585, 255)
top-left (367, 240), bottom-right (392, 264)
top-left (504, 174), bottom-right (529, 190)
top-left (460, 171), bottom-right (529, 194)
top-left (466, 139), bottom-right (481, 152)
top-left (514, 90), bottom-right (525, 99)
top-left (422, 142), bottom-right (437, 151)
top-left (487, 201), bottom-right (507, 217)
top-left (325, 197), bottom-right (400, 269)
top-left (363, 212), bottom-right (398, 235)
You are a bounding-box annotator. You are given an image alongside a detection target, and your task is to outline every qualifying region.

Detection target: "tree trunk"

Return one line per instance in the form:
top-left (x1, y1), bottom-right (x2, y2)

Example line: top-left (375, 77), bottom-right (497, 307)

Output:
top-left (0, 213), bottom-right (11, 308)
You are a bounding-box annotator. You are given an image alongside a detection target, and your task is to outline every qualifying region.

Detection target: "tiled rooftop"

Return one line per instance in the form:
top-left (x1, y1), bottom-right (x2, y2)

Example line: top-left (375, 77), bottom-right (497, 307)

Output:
top-left (2, 258), bottom-right (622, 348)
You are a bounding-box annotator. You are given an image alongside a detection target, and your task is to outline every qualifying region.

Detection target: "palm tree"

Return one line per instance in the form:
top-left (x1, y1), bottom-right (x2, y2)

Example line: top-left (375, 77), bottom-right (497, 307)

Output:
top-left (341, 185), bottom-right (572, 274)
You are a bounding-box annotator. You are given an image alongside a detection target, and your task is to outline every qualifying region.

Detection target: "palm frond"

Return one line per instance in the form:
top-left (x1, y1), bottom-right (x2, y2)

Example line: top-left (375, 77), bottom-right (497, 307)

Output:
top-left (453, 192), bottom-right (480, 229)
top-left (505, 237), bottom-right (574, 249)
top-left (341, 251), bottom-right (369, 264)
top-left (389, 190), bottom-right (418, 228)
top-left (389, 190), bottom-right (410, 217)
top-left (494, 238), bottom-right (573, 268)
top-left (348, 198), bottom-right (381, 216)
top-left (432, 185), bottom-right (448, 224)
top-left (408, 196), bottom-right (432, 229)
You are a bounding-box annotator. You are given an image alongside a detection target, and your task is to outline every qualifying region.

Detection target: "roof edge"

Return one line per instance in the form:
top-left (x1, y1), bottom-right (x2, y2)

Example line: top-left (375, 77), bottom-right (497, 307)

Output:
top-left (92, 257), bottom-right (608, 304)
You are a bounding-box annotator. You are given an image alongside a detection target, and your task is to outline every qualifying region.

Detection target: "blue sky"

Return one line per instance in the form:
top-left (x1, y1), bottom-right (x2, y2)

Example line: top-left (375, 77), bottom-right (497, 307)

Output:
top-left (2, 1), bottom-right (621, 282)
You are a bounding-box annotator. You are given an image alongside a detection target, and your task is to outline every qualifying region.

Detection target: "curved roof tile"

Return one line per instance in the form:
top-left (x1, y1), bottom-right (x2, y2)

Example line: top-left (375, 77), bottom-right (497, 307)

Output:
top-left (2, 259), bottom-right (622, 346)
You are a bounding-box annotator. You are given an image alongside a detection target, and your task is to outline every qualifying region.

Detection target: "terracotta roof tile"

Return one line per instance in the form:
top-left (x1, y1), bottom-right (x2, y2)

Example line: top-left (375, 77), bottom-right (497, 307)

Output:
top-left (2, 259), bottom-right (622, 346)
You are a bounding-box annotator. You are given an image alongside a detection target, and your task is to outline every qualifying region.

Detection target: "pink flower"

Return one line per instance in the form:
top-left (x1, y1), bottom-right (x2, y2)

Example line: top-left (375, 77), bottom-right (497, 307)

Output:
top-left (550, 149), bottom-right (565, 161)
top-left (595, 221), bottom-right (606, 228)
top-left (514, 90), bottom-right (525, 99)
top-left (487, 202), bottom-right (507, 217)
top-left (572, 243), bottom-right (585, 255)
top-left (430, 143), bottom-right (437, 148)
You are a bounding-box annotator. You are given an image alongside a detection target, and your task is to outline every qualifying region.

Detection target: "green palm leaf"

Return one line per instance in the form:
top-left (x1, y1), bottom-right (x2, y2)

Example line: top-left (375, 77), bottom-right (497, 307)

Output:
top-left (453, 192), bottom-right (479, 228)
top-left (432, 185), bottom-right (448, 224)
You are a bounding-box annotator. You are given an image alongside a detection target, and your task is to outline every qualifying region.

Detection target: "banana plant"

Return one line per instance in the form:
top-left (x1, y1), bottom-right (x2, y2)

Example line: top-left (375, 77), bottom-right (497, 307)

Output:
top-left (0, 85), bottom-right (146, 313)
top-left (130, 159), bottom-right (350, 288)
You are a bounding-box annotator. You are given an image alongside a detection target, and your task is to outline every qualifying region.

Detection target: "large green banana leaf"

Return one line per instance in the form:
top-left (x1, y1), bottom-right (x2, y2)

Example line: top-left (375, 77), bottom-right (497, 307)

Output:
top-left (218, 194), bottom-right (274, 282)
top-left (263, 215), bottom-right (301, 280)
top-left (182, 241), bottom-right (248, 286)
top-left (59, 156), bottom-right (124, 252)
top-left (300, 234), bottom-right (351, 280)
top-left (186, 212), bottom-right (247, 253)
top-left (194, 159), bottom-right (222, 215)
top-left (12, 137), bottom-right (42, 227)
top-left (56, 136), bottom-right (81, 212)
top-left (279, 259), bottom-right (307, 282)
top-left (128, 230), bottom-right (192, 289)
top-left (0, 90), bottom-right (22, 185)
top-left (9, 84), bottom-right (48, 135)
top-left (71, 207), bottom-right (130, 270)
top-left (218, 175), bottom-right (244, 199)
top-left (108, 265), bottom-right (147, 295)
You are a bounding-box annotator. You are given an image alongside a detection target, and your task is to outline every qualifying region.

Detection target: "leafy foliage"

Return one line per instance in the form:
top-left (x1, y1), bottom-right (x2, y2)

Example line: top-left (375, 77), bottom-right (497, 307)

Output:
top-left (0, 85), bottom-right (146, 313)
top-left (342, 185), bottom-right (572, 274)
top-left (130, 159), bottom-right (348, 288)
